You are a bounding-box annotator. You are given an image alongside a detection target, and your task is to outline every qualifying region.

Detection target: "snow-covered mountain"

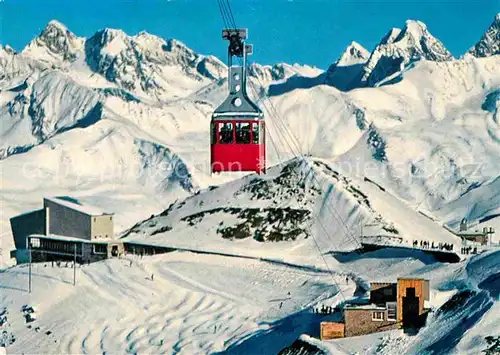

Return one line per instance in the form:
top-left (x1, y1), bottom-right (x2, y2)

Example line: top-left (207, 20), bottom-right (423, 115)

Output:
top-left (2, 16), bottom-right (500, 266)
top-left (18, 21), bottom-right (227, 101)
top-left (0, 70), bottom-right (102, 158)
top-left (0, 44), bottom-right (40, 88)
top-left (323, 19), bottom-right (456, 91)
top-left (247, 63), bottom-right (322, 83)
top-left (83, 29), bottom-right (226, 100)
top-left (122, 157), bottom-right (462, 267)
top-left (337, 41), bottom-right (371, 67)
top-left (469, 13), bottom-right (500, 58)
top-left (324, 41), bottom-right (370, 91)
top-left (1, 14), bottom-right (500, 355)
top-left (0, 44), bottom-right (15, 55)
top-left (361, 20), bottom-right (454, 87)
top-left (22, 20), bottom-right (85, 64)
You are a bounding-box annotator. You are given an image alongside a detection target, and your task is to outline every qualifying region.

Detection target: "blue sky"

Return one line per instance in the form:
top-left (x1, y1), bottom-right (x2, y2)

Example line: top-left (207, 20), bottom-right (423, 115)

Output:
top-left (1, 0), bottom-right (498, 69)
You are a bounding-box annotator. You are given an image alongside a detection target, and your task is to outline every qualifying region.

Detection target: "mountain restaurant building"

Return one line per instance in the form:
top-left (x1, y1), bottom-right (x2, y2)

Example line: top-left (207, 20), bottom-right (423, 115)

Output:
top-left (10, 196), bottom-right (123, 263)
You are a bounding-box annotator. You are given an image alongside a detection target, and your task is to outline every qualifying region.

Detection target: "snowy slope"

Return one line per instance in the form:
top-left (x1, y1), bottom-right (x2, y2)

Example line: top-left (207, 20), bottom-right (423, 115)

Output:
top-left (433, 177), bottom-right (500, 243)
top-left (122, 158), bottom-right (460, 267)
top-left (0, 252), bottom-right (346, 354)
top-left (0, 98), bottom-right (204, 265)
top-left (335, 54), bottom-right (500, 220)
top-left (0, 70), bottom-right (102, 159)
top-left (239, 53), bottom-right (500, 233)
top-left (279, 249), bottom-right (500, 355)
top-left (0, 237), bottom-right (497, 354)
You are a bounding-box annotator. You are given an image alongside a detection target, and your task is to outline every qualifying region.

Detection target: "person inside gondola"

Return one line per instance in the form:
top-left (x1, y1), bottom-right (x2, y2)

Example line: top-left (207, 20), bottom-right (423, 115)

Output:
top-left (219, 123), bottom-right (234, 144)
top-left (236, 123), bottom-right (251, 144)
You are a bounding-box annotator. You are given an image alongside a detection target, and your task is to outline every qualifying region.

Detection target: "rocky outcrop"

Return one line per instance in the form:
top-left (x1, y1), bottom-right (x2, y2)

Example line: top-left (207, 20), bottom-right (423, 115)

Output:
top-left (468, 13), bottom-right (500, 58)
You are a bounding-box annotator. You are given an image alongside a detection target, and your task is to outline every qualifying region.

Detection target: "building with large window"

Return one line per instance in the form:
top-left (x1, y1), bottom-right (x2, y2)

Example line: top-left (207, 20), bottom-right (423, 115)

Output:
top-left (10, 196), bottom-right (121, 263)
top-left (26, 234), bottom-right (124, 264)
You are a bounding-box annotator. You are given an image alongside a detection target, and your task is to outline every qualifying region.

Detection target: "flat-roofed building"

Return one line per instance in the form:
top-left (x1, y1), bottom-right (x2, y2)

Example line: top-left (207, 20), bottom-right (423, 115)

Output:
top-left (27, 234), bottom-right (124, 263)
top-left (10, 196), bottom-right (119, 263)
top-left (43, 196), bottom-right (113, 241)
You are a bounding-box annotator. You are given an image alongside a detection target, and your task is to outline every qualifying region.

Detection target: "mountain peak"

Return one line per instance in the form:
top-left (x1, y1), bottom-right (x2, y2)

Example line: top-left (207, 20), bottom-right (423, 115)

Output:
top-left (405, 19), bottom-right (426, 28)
top-left (380, 28), bottom-right (402, 45)
top-left (83, 27), bottom-right (225, 99)
top-left (39, 20), bottom-right (75, 42)
top-left (98, 28), bottom-right (128, 44)
top-left (361, 18), bottom-right (453, 86)
top-left (336, 41), bottom-right (370, 66)
top-left (137, 30), bottom-right (153, 37)
top-left (468, 13), bottom-right (500, 58)
top-left (46, 19), bottom-right (68, 31)
top-left (85, 28), bottom-right (131, 60)
top-left (401, 20), bottom-right (427, 40)
top-left (22, 19), bottom-right (83, 62)
top-left (324, 41), bottom-right (369, 91)
top-left (1, 44), bottom-right (16, 55)
top-left (164, 38), bottom-right (192, 52)
top-left (247, 62), bottom-right (292, 82)
top-left (102, 27), bottom-right (127, 36)
top-left (349, 41), bottom-right (364, 49)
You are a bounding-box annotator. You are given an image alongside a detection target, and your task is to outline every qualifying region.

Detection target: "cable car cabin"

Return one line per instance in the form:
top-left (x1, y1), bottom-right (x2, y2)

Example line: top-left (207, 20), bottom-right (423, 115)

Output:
top-left (211, 28), bottom-right (265, 174)
top-left (211, 117), bottom-right (265, 174)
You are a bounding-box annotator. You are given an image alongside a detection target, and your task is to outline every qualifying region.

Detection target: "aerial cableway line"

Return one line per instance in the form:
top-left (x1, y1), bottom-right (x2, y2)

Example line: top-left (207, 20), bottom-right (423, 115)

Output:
top-left (212, 0), bottom-right (374, 301)
top-left (215, 0), bottom-right (363, 253)
top-left (210, 18), bottom-right (266, 174)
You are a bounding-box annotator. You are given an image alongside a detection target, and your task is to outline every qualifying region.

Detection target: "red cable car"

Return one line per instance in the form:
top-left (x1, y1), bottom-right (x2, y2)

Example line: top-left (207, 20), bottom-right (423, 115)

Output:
top-left (211, 28), bottom-right (265, 174)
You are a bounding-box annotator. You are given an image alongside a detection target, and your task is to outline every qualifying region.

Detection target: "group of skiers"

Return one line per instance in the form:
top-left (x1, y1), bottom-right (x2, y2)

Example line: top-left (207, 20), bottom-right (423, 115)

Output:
top-left (461, 246), bottom-right (477, 255)
top-left (47, 261), bottom-right (78, 267)
top-left (45, 259), bottom-right (95, 267)
top-left (411, 239), bottom-right (479, 255)
top-left (313, 305), bottom-right (339, 315)
top-left (412, 240), bottom-right (454, 251)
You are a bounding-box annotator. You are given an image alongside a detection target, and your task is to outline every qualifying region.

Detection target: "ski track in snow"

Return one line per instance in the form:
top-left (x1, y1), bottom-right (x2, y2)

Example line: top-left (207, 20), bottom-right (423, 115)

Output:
top-left (61, 292), bottom-right (255, 355)
top-left (1, 253), bottom-right (342, 354)
top-left (72, 260), bottom-right (258, 354)
top-left (1, 235), bottom-right (498, 355)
